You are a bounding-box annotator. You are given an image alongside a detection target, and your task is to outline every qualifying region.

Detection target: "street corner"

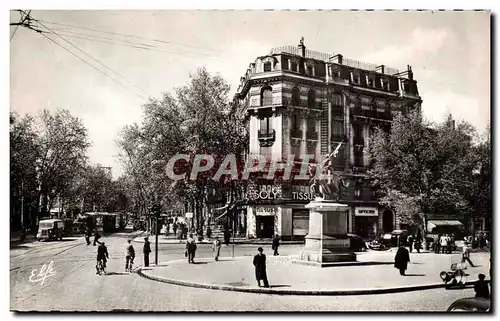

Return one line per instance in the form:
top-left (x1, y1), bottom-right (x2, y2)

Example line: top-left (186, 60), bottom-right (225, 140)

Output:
top-left (135, 254), bottom-right (456, 296)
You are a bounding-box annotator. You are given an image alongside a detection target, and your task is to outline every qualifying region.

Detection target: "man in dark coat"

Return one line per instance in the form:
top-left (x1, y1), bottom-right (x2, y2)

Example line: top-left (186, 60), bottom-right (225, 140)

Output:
top-left (272, 234), bottom-right (280, 256)
top-left (143, 237), bottom-right (151, 267)
top-left (394, 244), bottom-right (410, 276)
top-left (253, 247), bottom-right (269, 288)
top-left (474, 274), bottom-right (490, 299)
top-left (224, 229), bottom-right (231, 246)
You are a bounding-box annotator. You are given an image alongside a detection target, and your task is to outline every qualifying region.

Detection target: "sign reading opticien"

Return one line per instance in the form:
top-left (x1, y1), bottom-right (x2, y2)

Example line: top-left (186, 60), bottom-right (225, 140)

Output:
top-left (355, 207), bottom-right (378, 217)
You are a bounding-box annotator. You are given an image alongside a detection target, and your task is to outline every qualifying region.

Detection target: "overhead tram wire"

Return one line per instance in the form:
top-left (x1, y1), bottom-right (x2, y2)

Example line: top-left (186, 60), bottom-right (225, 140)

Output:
top-left (39, 32), bottom-right (147, 100)
top-left (10, 10), bottom-right (32, 41)
top-left (34, 20), bottom-right (152, 98)
top-left (48, 29), bottom-right (224, 61)
top-left (38, 20), bottom-right (225, 53)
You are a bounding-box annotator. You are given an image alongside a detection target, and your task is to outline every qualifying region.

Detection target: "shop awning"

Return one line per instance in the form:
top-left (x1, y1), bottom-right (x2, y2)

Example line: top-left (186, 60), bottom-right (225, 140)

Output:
top-left (427, 220), bottom-right (464, 232)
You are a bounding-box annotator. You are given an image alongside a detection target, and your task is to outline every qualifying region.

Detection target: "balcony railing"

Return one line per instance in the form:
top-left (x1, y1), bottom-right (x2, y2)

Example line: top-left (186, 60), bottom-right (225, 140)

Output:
top-left (250, 96), bottom-right (283, 108)
top-left (290, 128), bottom-right (303, 139)
top-left (258, 129), bottom-right (276, 140)
top-left (306, 131), bottom-right (318, 140)
top-left (350, 106), bottom-right (392, 120)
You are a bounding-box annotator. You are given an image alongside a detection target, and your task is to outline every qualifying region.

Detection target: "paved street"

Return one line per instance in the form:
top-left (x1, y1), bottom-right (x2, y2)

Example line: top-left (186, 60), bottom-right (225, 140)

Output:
top-left (10, 230), bottom-right (485, 312)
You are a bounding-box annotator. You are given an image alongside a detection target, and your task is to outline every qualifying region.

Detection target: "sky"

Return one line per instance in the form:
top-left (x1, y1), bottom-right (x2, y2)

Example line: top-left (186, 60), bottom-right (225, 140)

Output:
top-left (10, 10), bottom-right (491, 178)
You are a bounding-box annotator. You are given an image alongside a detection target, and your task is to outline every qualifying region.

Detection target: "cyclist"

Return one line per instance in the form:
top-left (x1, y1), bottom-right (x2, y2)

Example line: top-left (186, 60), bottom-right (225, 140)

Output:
top-left (125, 239), bottom-right (135, 272)
top-left (96, 240), bottom-right (109, 274)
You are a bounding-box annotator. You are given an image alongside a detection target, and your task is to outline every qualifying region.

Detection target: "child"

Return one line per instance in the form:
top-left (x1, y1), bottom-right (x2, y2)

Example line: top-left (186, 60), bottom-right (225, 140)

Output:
top-left (213, 237), bottom-right (221, 261)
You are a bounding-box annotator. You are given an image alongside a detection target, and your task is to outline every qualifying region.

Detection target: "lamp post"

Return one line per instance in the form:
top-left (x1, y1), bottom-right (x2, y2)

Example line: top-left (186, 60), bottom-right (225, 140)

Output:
top-left (151, 159), bottom-right (166, 266)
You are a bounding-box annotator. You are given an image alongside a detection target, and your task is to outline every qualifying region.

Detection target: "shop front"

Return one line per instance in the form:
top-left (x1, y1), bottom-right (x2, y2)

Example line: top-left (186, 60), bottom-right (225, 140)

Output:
top-left (255, 207), bottom-right (276, 238)
top-left (354, 206), bottom-right (379, 240)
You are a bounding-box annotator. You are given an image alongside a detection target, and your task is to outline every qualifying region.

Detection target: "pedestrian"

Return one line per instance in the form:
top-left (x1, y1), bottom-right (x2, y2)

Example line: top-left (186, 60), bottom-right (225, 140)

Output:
top-left (439, 234), bottom-right (448, 254)
top-left (186, 233), bottom-right (197, 263)
top-left (93, 230), bottom-right (101, 246)
top-left (433, 234), bottom-right (440, 254)
top-left (212, 236), bottom-right (221, 261)
top-left (253, 247), bottom-right (269, 288)
top-left (272, 234), bottom-right (280, 256)
top-left (143, 236), bottom-right (151, 267)
top-left (474, 274), bottom-right (490, 299)
top-left (394, 243), bottom-right (410, 276)
top-left (173, 223), bottom-right (178, 238)
top-left (461, 240), bottom-right (475, 267)
top-left (206, 226), bottom-right (212, 240)
top-left (125, 239), bottom-right (135, 272)
top-left (408, 234), bottom-right (414, 253)
top-left (415, 232), bottom-right (422, 253)
top-left (85, 227), bottom-right (92, 245)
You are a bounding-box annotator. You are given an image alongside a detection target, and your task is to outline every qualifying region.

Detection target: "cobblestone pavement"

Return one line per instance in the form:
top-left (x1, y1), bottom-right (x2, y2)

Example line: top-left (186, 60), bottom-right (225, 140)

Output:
top-left (10, 231), bottom-right (486, 312)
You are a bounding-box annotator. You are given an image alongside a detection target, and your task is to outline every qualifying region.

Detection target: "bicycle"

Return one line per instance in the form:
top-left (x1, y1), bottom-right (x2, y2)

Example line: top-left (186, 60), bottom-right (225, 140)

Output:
top-left (96, 259), bottom-right (106, 275)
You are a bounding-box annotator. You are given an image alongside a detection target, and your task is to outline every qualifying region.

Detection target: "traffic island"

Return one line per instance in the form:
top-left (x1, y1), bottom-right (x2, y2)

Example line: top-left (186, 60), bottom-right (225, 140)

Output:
top-left (137, 252), bottom-right (491, 296)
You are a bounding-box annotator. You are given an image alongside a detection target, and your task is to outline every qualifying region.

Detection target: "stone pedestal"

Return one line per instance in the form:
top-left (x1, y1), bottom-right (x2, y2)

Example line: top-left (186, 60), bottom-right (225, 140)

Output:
top-left (297, 200), bottom-right (356, 267)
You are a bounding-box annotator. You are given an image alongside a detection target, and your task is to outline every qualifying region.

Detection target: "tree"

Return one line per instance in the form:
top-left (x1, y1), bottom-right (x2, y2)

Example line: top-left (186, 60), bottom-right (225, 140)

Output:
top-left (368, 110), bottom-right (480, 230)
top-left (10, 112), bottom-right (39, 230)
top-left (34, 109), bottom-right (91, 219)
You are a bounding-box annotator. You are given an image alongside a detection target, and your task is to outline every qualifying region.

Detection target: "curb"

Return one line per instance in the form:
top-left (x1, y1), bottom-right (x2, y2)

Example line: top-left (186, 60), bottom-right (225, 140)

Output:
top-left (136, 258), bottom-right (483, 296)
top-left (132, 238), bottom-right (304, 245)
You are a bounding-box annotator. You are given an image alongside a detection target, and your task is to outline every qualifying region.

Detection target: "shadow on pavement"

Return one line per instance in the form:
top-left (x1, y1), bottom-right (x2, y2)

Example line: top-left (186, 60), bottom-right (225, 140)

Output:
top-left (224, 282), bottom-right (251, 287)
top-left (192, 261), bottom-right (209, 265)
top-left (404, 274), bottom-right (426, 276)
top-left (104, 272), bottom-right (129, 276)
top-left (270, 285), bottom-right (291, 288)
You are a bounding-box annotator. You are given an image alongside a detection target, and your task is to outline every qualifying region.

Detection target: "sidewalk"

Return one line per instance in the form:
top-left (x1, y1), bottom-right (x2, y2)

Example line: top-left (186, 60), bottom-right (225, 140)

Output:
top-left (132, 235), bottom-right (304, 245)
top-left (138, 251), bottom-right (490, 295)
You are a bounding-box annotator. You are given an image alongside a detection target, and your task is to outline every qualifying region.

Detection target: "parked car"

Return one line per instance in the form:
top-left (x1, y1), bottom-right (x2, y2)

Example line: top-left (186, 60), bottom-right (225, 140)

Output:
top-left (390, 230), bottom-right (409, 247)
top-left (447, 297), bottom-right (490, 312)
top-left (347, 233), bottom-right (368, 252)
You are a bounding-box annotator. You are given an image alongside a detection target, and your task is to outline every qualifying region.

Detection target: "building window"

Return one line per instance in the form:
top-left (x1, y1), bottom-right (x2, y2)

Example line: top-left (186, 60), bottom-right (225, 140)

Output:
top-left (307, 65), bottom-right (313, 75)
top-left (329, 66), bottom-right (341, 78)
top-left (261, 86), bottom-right (273, 106)
top-left (291, 87), bottom-right (301, 106)
top-left (367, 76), bottom-right (375, 88)
top-left (307, 89), bottom-right (316, 108)
top-left (351, 72), bottom-right (360, 85)
top-left (306, 142), bottom-right (316, 155)
top-left (291, 114), bottom-right (299, 131)
top-left (260, 117), bottom-right (273, 133)
top-left (307, 118), bottom-right (316, 134)
top-left (331, 94), bottom-right (342, 106)
top-left (402, 80), bottom-right (410, 92)
top-left (381, 78), bottom-right (390, 91)
top-left (263, 62), bottom-right (272, 72)
top-left (354, 146), bottom-right (364, 167)
top-left (283, 58), bottom-right (289, 70)
top-left (332, 120), bottom-right (344, 139)
top-left (291, 61), bottom-right (298, 72)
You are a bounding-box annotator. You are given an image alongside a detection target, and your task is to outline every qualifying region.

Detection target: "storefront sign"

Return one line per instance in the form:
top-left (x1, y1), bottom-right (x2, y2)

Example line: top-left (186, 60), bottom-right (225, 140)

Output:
top-left (255, 207), bottom-right (276, 216)
top-left (247, 185), bottom-right (280, 200)
top-left (291, 185), bottom-right (315, 200)
top-left (355, 207), bottom-right (378, 217)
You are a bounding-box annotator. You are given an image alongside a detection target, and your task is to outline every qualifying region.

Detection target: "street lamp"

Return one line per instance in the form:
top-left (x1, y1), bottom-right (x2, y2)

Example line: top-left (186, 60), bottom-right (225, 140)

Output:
top-left (151, 159), bottom-right (166, 266)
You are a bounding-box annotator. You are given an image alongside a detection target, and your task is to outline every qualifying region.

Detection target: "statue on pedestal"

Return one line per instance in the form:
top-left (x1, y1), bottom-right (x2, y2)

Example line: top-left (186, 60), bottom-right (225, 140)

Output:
top-left (309, 141), bottom-right (350, 202)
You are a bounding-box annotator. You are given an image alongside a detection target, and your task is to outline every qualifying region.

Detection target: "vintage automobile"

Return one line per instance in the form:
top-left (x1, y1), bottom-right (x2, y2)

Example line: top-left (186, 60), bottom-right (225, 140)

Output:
top-left (347, 233), bottom-right (368, 252)
top-left (36, 219), bottom-right (64, 241)
top-left (447, 297), bottom-right (490, 312)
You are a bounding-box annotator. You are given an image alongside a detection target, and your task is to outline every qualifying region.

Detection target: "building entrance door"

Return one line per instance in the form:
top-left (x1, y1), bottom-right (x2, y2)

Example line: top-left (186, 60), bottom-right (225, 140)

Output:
top-left (256, 216), bottom-right (274, 238)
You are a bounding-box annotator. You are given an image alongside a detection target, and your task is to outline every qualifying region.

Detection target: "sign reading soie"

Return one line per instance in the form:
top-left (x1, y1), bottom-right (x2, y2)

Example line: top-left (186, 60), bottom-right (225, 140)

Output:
top-left (355, 207), bottom-right (378, 217)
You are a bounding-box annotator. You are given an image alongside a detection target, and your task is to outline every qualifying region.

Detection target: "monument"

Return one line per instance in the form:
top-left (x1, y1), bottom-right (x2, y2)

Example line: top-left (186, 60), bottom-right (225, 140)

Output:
top-left (296, 141), bottom-right (357, 267)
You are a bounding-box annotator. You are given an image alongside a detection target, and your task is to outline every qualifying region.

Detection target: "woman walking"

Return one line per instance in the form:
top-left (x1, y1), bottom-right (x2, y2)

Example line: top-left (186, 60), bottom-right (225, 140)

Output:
top-left (394, 244), bottom-right (410, 276)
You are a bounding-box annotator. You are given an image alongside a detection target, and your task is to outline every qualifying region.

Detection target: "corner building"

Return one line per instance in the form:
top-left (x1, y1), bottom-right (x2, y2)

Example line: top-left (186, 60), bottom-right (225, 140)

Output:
top-left (234, 40), bottom-right (422, 240)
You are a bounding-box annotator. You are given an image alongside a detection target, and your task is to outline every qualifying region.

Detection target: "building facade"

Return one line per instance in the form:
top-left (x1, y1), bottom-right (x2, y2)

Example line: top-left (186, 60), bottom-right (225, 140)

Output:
top-left (234, 40), bottom-right (422, 240)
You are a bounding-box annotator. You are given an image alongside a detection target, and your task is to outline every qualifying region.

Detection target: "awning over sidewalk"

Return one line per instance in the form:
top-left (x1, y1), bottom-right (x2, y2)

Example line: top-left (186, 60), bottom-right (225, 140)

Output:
top-left (427, 220), bottom-right (464, 232)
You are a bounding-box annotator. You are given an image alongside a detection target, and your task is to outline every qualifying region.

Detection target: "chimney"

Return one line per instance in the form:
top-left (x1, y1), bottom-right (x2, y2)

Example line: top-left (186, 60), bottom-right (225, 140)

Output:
top-left (407, 65), bottom-right (413, 80)
top-left (298, 37), bottom-right (306, 58)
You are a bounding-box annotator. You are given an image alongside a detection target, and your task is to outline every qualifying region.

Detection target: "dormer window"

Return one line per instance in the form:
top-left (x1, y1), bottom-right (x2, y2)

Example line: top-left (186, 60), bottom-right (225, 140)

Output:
top-left (351, 72), bottom-right (360, 85)
top-left (263, 62), bottom-right (272, 72)
top-left (307, 65), bottom-right (313, 76)
top-left (283, 58), bottom-right (289, 70)
top-left (291, 61), bottom-right (298, 72)
top-left (381, 78), bottom-right (390, 91)
top-left (367, 76), bottom-right (376, 88)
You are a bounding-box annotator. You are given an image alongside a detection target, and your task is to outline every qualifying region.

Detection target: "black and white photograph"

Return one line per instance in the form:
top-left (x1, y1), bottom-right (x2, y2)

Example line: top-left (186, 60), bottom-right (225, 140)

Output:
top-left (8, 7), bottom-right (492, 313)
